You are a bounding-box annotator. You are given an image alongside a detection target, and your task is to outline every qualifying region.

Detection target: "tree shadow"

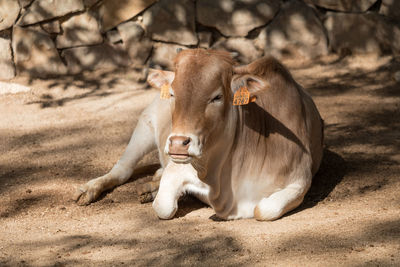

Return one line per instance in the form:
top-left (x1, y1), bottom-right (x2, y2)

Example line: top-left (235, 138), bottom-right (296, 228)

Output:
top-left (273, 217), bottom-right (400, 265)
top-left (0, 192), bottom-right (53, 218)
top-left (26, 80), bottom-right (147, 108)
top-left (0, 222), bottom-right (245, 266)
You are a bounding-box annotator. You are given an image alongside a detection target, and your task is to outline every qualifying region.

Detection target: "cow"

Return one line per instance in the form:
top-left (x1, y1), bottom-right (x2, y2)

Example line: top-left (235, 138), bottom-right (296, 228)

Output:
top-left (74, 49), bottom-right (323, 221)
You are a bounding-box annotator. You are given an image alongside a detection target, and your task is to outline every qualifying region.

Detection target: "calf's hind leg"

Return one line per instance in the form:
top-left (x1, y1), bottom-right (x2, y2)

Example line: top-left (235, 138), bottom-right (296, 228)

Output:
top-left (254, 182), bottom-right (310, 221)
top-left (74, 106), bottom-right (157, 205)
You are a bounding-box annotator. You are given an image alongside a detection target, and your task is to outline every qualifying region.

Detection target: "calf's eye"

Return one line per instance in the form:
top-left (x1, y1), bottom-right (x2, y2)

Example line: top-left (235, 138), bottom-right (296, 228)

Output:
top-left (210, 94), bottom-right (223, 103)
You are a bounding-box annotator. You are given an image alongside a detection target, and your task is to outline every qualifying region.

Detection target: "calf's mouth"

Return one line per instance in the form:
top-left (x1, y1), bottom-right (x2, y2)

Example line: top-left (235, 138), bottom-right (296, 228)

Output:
top-left (169, 153), bottom-right (192, 163)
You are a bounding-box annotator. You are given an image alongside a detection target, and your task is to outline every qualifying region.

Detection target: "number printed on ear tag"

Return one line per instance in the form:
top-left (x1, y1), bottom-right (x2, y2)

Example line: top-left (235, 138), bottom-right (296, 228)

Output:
top-left (233, 86), bottom-right (250, 105)
top-left (160, 83), bottom-right (170, 99)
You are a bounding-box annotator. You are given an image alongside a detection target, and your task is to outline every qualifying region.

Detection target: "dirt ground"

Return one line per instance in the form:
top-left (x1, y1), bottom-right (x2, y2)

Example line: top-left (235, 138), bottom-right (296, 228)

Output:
top-left (0, 54), bottom-right (399, 266)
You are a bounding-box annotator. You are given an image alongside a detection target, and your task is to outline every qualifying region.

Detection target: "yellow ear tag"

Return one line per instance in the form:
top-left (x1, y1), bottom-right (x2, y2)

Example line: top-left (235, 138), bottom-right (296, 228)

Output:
top-left (160, 83), bottom-right (170, 99)
top-left (233, 86), bottom-right (250, 105)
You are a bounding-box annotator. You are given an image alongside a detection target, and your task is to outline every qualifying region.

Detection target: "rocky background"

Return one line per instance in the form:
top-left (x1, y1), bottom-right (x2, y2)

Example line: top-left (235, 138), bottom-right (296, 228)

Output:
top-left (0, 0), bottom-right (399, 80)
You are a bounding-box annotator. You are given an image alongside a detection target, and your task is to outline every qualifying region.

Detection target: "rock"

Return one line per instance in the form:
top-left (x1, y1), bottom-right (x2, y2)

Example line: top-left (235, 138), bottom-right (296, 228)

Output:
top-left (40, 20), bottom-right (61, 34)
top-left (0, 0), bottom-right (20, 31)
top-left (306, 0), bottom-right (377, 12)
top-left (325, 12), bottom-right (400, 55)
top-left (96, 0), bottom-right (157, 32)
top-left (12, 26), bottom-right (67, 77)
top-left (0, 32), bottom-right (15, 80)
top-left (196, 0), bottom-right (280, 37)
top-left (394, 71), bottom-right (400, 82)
top-left (150, 43), bottom-right (186, 70)
top-left (256, 0), bottom-right (328, 59)
top-left (212, 37), bottom-right (262, 64)
top-left (0, 81), bottom-right (30, 94)
top-left (56, 12), bottom-right (103, 49)
top-left (118, 21), bottom-right (144, 44)
top-left (198, 31), bottom-right (213, 48)
top-left (18, 0), bottom-right (33, 7)
top-left (19, 0), bottom-right (84, 26)
top-left (62, 43), bottom-right (132, 73)
top-left (143, 0), bottom-right (197, 45)
top-left (117, 21), bottom-right (152, 66)
top-left (380, 0), bottom-right (400, 21)
top-left (106, 29), bottom-right (122, 44)
top-left (83, 0), bottom-right (101, 7)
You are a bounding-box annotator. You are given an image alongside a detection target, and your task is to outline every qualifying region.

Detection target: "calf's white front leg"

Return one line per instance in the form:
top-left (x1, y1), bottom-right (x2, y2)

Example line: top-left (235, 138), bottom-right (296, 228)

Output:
top-left (152, 162), bottom-right (209, 219)
top-left (74, 104), bottom-right (157, 205)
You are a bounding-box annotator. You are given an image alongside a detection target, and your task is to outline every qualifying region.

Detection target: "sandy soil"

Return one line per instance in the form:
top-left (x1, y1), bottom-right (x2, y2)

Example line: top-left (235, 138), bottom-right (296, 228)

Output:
top-left (0, 54), bottom-right (399, 266)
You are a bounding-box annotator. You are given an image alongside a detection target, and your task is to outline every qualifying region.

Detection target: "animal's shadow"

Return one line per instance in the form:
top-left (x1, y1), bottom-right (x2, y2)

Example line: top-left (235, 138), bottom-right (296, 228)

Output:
top-left (94, 164), bottom-right (161, 203)
top-left (289, 148), bottom-right (347, 214)
top-left (175, 196), bottom-right (208, 218)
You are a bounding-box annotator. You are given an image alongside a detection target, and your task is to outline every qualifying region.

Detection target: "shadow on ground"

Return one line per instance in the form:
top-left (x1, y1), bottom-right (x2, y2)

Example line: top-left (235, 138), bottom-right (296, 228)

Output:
top-left (0, 221), bottom-right (245, 266)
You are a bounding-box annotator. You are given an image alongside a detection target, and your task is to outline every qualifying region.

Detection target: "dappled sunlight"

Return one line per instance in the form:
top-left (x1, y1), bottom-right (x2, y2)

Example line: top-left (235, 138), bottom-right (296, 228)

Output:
top-left (1, 0), bottom-right (400, 265)
top-left (273, 218), bottom-right (400, 265)
top-left (1, 54), bottom-right (399, 265)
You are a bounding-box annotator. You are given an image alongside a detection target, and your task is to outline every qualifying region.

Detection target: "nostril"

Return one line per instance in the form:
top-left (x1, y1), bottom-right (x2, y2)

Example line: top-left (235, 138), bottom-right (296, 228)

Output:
top-left (169, 136), bottom-right (191, 148)
top-left (182, 137), bottom-right (191, 146)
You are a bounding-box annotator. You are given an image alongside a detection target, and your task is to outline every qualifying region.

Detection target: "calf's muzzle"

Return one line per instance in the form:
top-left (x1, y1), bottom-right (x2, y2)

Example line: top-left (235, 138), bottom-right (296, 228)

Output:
top-left (168, 135), bottom-right (192, 161)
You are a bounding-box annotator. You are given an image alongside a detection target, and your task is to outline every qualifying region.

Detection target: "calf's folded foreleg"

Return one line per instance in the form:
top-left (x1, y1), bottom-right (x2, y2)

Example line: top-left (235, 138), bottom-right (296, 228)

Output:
top-left (152, 162), bottom-right (209, 219)
top-left (74, 111), bottom-right (157, 205)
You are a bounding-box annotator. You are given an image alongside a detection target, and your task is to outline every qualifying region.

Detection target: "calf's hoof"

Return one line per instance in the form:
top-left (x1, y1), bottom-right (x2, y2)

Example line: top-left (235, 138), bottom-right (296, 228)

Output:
top-left (136, 180), bottom-right (159, 204)
top-left (73, 183), bottom-right (100, 206)
top-left (152, 198), bottom-right (177, 220)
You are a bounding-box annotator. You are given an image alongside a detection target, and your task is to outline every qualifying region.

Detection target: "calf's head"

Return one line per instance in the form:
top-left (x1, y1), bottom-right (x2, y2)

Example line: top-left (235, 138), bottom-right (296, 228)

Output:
top-left (148, 49), bottom-right (235, 163)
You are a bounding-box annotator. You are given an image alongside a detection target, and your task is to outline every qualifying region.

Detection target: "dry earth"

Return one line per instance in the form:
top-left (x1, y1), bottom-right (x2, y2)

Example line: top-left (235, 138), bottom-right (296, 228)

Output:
top-left (0, 54), bottom-right (399, 266)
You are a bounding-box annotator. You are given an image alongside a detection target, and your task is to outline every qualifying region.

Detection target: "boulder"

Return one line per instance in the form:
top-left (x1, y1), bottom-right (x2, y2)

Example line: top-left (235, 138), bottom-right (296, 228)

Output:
top-left (83, 0), bottom-right (101, 7)
top-left (150, 42), bottom-right (186, 70)
top-left (306, 0), bottom-right (377, 12)
top-left (18, 0), bottom-right (33, 8)
top-left (325, 12), bottom-right (400, 55)
top-left (196, 0), bottom-right (280, 37)
top-left (380, 0), bottom-right (400, 21)
top-left (12, 26), bottom-right (67, 77)
top-left (106, 29), bottom-right (122, 44)
top-left (40, 20), bottom-right (61, 34)
top-left (255, 0), bottom-right (328, 59)
top-left (19, 0), bottom-right (84, 26)
top-left (0, 31), bottom-right (15, 80)
top-left (62, 43), bottom-right (132, 73)
top-left (394, 71), bottom-right (400, 82)
top-left (198, 31), bottom-right (213, 49)
top-left (96, 0), bottom-right (157, 32)
top-left (143, 0), bottom-right (197, 45)
top-left (117, 21), bottom-right (152, 66)
top-left (0, 0), bottom-right (20, 31)
top-left (56, 12), bottom-right (103, 49)
top-left (212, 37), bottom-right (262, 64)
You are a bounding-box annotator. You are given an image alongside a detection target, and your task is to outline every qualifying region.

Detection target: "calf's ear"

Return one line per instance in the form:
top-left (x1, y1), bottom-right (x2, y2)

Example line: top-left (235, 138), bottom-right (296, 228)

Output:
top-left (230, 73), bottom-right (269, 105)
top-left (147, 69), bottom-right (175, 89)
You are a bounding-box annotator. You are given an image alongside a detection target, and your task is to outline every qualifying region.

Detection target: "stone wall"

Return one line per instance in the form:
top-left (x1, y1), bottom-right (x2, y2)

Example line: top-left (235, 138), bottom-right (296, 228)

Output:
top-left (0, 0), bottom-right (399, 80)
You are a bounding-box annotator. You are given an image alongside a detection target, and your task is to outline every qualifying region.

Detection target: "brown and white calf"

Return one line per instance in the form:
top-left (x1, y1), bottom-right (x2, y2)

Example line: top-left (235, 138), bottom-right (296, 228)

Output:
top-left (74, 49), bottom-right (323, 221)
